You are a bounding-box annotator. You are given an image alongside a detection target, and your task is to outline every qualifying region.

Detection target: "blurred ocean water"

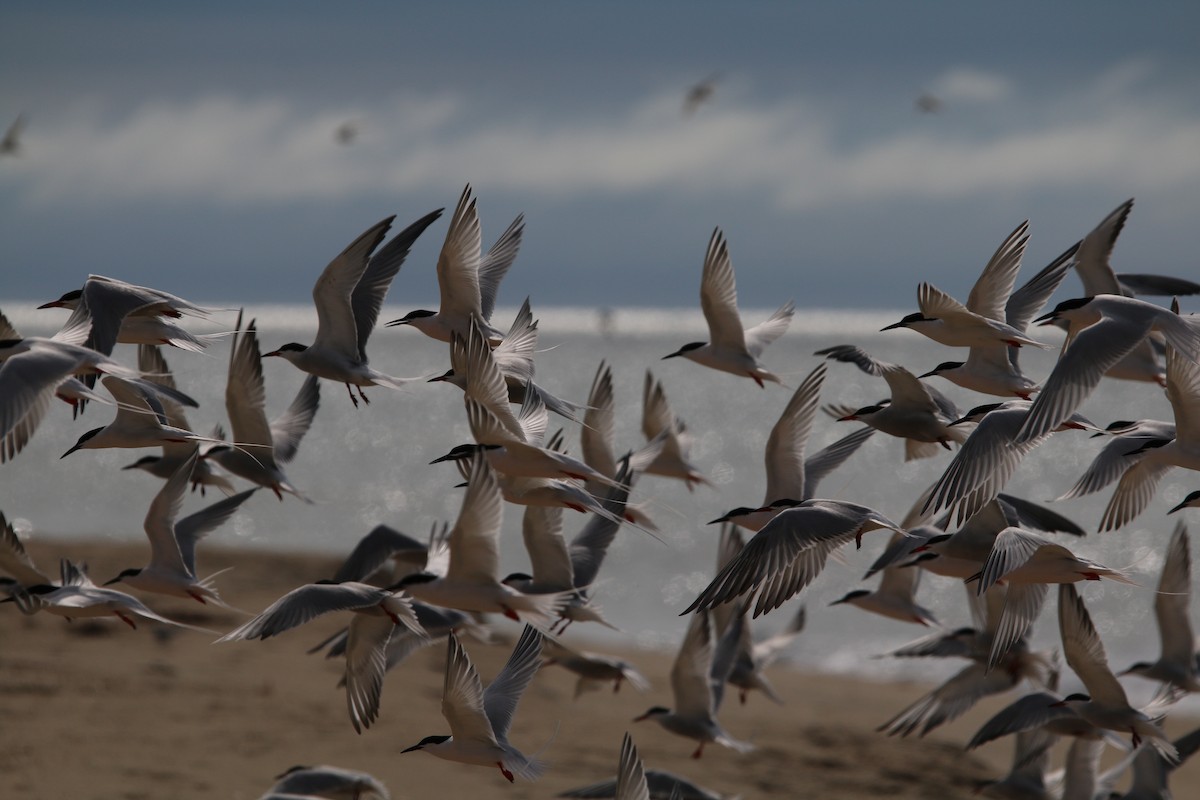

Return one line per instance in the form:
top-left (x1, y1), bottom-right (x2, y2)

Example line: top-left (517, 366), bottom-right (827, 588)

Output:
top-left (1, 303), bottom-right (1193, 701)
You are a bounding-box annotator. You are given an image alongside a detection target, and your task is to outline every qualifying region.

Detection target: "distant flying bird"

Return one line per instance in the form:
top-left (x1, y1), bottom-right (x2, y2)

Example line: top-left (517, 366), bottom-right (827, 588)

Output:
top-left (915, 93), bottom-right (941, 113)
top-left (335, 121), bottom-right (359, 145)
top-left (1, 113), bottom-right (26, 156)
top-left (683, 75), bottom-right (719, 116)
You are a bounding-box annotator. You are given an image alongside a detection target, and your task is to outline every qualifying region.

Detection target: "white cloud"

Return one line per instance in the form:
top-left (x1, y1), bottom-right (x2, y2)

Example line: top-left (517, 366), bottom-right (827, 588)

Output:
top-left (928, 67), bottom-right (1014, 103)
top-left (9, 69), bottom-right (1200, 214)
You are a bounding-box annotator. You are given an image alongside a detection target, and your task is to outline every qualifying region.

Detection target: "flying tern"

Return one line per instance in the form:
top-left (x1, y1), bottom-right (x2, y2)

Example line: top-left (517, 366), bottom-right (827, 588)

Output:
top-left (816, 344), bottom-right (968, 461)
top-left (265, 210), bottom-right (442, 405)
top-left (402, 625), bottom-right (546, 782)
top-left (265, 765), bottom-right (390, 800)
top-left (663, 228), bottom-right (794, 387)
top-left (634, 610), bottom-right (754, 758)
top-left (882, 220), bottom-right (1048, 349)
top-left (388, 185), bottom-right (523, 344)
top-left (103, 450), bottom-right (253, 606)
top-left (1056, 583), bottom-right (1179, 761)
top-left (208, 313), bottom-right (319, 501)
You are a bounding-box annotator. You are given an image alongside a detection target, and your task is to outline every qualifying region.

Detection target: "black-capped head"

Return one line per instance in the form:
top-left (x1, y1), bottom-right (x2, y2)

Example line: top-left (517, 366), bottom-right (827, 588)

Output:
top-left (1119, 661), bottom-right (1153, 676)
top-left (830, 590), bottom-right (870, 606)
top-left (633, 706), bottom-right (671, 721)
top-left (430, 443), bottom-right (481, 464)
top-left (663, 342), bottom-right (706, 359)
top-left (0, 338), bottom-right (25, 351)
top-left (122, 455), bottom-right (160, 470)
top-left (840, 404), bottom-right (884, 421)
top-left (881, 312), bottom-right (932, 331)
top-left (395, 572), bottom-right (440, 589)
top-left (38, 289), bottom-right (83, 309)
top-left (264, 342), bottom-right (307, 357)
top-left (401, 734), bottom-right (450, 752)
top-left (273, 765), bottom-right (312, 780)
top-left (918, 361), bottom-right (963, 379)
top-left (1059, 692), bottom-right (1090, 704)
top-left (1034, 296), bottom-right (1094, 325)
top-left (501, 572), bottom-right (534, 586)
top-left (1169, 490), bottom-right (1200, 514)
top-left (103, 567), bottom-right (142, 586)
top-left (428, 369), bottom-right (455, 383)
top-left (61, 427), bottom-right (104, 458)
top-left (1129, 438), bottom-right (1172, 456)
top-left (952, 402), bottom-right (1004, 426)
top-left (389, 309), bottom-right (437, 327)
top-left (708, 507), bottom-right (755, 524)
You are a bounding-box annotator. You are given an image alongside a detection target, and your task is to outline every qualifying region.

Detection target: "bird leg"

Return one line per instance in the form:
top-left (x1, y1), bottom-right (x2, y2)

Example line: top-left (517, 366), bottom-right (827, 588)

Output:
top-left (1130, 728), bottom-right (1142, 749)
top-left (345, 383), bottom-right (359, 408)
top-left (114, 611), bottom-right (138, 630)
top-left (691, 741), bottom-right (705, 759)
top-left (357, 386), bottom-right (370, 405)
top-left (497, 762), bottom-right (514, 783)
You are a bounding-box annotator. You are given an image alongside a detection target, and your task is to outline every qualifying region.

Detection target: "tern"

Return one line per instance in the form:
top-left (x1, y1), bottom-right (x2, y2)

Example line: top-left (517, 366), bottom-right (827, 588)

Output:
top-left (0, 319), bottom-right (189, 461)
top-left (1017, 295), bottom-right (1200, 443)
top-left (640, 371), bottom-right (709, 489)
top-left (504, 467), bottom-right (634, 631)
top-left (121, 345), bottom-right (237, 496)
top-left (708, 525), bottom-right (805, 703)
top-left (1100, 344), bottom-right (1200, 530)
top-left (0, 510), bottom-right (52, 590)
top-left (967, 689), bottom-right (1129, 754)
top-left (1056, 583), bottom-right (1179, 761)
top-left (39, 273), bottom-right (217, 361)
top-left (878, 585), bottom-right (1056, 738)
top-left (634, 610), bottom-right (753, 758)
top-left (831, 542), bottom-right (937, 627)
top-left (541, 637), bottom-right (652, 698)
top-left (559, 769), bottom-right (731, 800)
top-left (1056, 419), bottom-right (1175, 502)
top-left (3, 558), bottom-right (216, 632)
top-left (396, 454), bottom-right (573, 626)
top-left (709, 363), bottom-right (873, 530)
top-left (265, 765), bottom-right (390, 800)
top-left (60, 375), bottom-right (209, 457)
top-left (208, 314), bottom-right (319, 501)
top-left (1070, 198), bottom-right (1168, 386)
top-left (387, 185), bottom-right (523, 344)
top-left (429, 297), bottom-right (583, 422)
top-left (217, 578), bottom-right (424, 732)
top-left (103, 450), bottom-right (254, 606)
top-left (882, 220), bottom-right (1048, 349)
top-left (578, 361), bottom-right (662, 529)
top-left (816, 344), bottom-right (967, 461)
top-left (663, 228), bottom-right (794, 387)
top-left (1118, 523), bottom-right (1200, 694)
top-left (684, 499), bottom-right (901, 618)
top-left (432, 322), bottom-right (615, 487)
top-left (918, 241), bottom-right (1078, 399)
top-left (265, 210), bottom-right (442, 405)
top-left (402, 625), bottom-right (546, 782)
top-left (922, 399), bottom-right (1095, 526)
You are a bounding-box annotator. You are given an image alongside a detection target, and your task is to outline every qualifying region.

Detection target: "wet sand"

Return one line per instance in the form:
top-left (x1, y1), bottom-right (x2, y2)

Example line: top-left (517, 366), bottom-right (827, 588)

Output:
top-left (2, 539), bottom-right (1196, 799)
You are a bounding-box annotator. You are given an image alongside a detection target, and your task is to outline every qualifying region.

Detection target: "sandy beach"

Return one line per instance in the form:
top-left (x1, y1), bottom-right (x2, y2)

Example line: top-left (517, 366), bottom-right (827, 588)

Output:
top-left (2, 539), bottom-right (1197, 800)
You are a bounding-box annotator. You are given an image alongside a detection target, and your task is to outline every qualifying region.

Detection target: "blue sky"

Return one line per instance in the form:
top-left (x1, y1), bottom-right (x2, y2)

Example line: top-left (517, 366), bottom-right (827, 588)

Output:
top-left (3, 1), bottom-right (1199, 309)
